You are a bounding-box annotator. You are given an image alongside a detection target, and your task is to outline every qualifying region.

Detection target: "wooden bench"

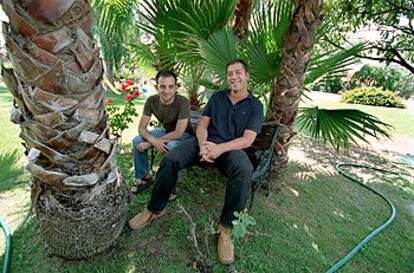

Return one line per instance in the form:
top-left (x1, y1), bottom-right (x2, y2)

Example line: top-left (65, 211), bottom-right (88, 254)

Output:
top-left (148, 112), bottom-right (281, 211)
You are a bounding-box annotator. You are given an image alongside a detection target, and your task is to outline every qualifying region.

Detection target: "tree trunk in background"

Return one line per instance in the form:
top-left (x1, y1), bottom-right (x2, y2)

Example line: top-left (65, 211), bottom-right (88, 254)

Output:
top-left (232, 0), bottom-right (254, 40)
top-left (1, 0), bottom-right (128, 259)
top-left (266, 0), bottom-right (323, 176)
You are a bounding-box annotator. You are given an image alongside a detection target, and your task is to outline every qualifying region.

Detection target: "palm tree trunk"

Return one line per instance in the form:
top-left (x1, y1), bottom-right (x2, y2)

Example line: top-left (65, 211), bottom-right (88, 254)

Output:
top-left (1, 0), bottom-right (128, 259)
top-left (266, 0), bottom-right (324, 174)
top-left (233, 0), bottom-right (254, 40)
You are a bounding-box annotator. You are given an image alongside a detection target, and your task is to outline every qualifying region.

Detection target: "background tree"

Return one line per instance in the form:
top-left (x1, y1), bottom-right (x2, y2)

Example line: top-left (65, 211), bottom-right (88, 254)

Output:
top-left (321, 0), bottom-right (414, 74)
top-left (1, 0), bottom-right (128, 259)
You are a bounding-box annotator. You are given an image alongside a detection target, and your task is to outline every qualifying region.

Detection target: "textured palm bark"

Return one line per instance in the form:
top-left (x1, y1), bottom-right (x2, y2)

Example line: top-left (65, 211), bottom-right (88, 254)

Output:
top-left (266, 0), bottom-right (323, 175)
top-left (232, 0), bottom-right (253, 40)
top-left (1, 0), bottom-right (128, 259)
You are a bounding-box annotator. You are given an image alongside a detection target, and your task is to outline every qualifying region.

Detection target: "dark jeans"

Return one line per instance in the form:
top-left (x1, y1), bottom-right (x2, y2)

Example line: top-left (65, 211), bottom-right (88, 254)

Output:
top-left (147, 137), bottom-right (253, 227)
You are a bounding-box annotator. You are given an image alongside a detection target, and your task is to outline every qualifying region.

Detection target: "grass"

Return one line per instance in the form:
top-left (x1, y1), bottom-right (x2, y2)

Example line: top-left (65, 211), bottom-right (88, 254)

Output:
top-left (1, 87), bottom-right (413, 273)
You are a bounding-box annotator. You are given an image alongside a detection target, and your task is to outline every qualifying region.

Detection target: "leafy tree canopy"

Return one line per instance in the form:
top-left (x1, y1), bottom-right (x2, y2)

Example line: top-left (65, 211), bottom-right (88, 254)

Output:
top-left (320, 0), bottom-right (414, 74)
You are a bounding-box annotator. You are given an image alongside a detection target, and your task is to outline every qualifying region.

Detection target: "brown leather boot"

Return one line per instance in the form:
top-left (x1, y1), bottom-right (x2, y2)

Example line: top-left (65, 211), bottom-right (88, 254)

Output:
top-left (128, 208), bottom-right (166, 230)
top-left (217, 224), bottom-right (235, 264)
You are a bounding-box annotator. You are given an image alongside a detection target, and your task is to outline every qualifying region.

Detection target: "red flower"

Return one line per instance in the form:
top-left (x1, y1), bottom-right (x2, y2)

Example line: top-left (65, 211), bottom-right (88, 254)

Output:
top-left (104, 98), bottom-right (114, 104)
top-left (125, 93), bottom-right (133, 101)
top-left (121, 83), bottom-right (128, 91)
top-left (133, 90), bottom-right (140, 97)
top-left (125, 80), bottom-right (134, 86)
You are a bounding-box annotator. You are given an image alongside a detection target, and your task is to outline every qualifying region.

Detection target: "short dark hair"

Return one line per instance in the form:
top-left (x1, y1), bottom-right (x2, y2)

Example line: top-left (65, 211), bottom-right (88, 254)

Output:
top-left (226, 59), bottom-right (249, 73)
top-left (155, 70), bottom-right (177, 85)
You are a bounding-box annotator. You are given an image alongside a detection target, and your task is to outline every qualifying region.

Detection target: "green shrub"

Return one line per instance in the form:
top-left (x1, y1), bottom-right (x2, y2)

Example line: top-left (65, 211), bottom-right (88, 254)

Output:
top-left (341, 87), bottom-right (405, 108)
top-left (351, 64), bottom-right (414, 99)
top-left (312, 76), bottom-right (344, 93)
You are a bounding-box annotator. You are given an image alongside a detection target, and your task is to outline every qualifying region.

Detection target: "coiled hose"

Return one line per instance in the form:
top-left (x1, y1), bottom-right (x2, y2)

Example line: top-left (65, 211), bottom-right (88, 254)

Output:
top-left (0, 216), bottom-right (11, 273)
top-left (326, 163), bottom-right (402, 273)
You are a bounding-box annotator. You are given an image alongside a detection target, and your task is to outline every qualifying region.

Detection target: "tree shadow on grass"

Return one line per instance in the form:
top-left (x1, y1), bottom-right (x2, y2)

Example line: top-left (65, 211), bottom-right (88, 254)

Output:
top-left (289, 135), bottom-right (411, 176)
top-left (0, 149), bottom-right (28, 193)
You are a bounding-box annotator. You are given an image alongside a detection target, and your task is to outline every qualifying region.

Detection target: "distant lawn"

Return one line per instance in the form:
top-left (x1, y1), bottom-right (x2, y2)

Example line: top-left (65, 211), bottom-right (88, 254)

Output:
top-left (301, 92), bottom-right (414, 137)
top-left (1, 87), bottom-right (413, 273)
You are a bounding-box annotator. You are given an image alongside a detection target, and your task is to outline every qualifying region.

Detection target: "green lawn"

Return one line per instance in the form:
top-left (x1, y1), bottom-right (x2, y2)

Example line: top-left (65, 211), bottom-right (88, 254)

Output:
top-left (1, 87), bottom-right (413, 273)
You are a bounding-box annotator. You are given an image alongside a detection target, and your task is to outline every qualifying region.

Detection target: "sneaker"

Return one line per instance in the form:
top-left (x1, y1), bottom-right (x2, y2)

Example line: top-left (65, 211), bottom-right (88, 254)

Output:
top-left (217, 224), bottom-right (235, 264)
top-left (128, 208), bottom-right (166, 230)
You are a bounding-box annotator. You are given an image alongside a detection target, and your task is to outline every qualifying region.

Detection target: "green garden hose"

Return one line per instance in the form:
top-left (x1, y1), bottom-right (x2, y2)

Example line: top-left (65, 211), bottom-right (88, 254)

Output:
top-left (0, 216), bottom-right (11, 273)
top-left (326, 163), bottom-right (402, 273)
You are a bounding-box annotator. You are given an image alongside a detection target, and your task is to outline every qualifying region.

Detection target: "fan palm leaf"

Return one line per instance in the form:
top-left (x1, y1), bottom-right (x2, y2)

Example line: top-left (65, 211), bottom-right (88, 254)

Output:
top-left (200, 29), bottom-right (239, 82)
top-left (305, 43), bottom-right (365, 85)
top-left (92, 0), bottom-right (139, 72)
top-left (138, 0), bottom-right (237, 71)
top-left (295, 107), bottom-right (392, 151)
top-left (244, 0), bottom-right (293, 85)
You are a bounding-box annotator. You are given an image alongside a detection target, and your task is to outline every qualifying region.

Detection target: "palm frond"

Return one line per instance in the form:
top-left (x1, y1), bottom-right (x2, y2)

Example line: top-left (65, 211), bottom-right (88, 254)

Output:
top-left (305, 43), bottom-right (365, 85)
top-left (137, 0), bottom-right (237, 71)
top-left (295, 107), bottom-right (392, 151)
top-left (200, 29), bottom-right (239, 83)
top-left (245, 37), bottom-right (280, 85)
top-left (127, 42), bottom-right (157, 70)
top-left (245, 0), bottom-right (293, 85)
top-left (92, 0), bottom-right (139, 71)
top-left (250, 0), bottom-right (293, 50)
top-left (92, 0), bottom-right (138, 35)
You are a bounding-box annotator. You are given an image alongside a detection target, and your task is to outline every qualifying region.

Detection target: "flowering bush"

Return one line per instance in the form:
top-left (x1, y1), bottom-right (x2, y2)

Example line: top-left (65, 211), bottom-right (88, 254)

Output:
top-left (105, 80), bottom-right (141, 138)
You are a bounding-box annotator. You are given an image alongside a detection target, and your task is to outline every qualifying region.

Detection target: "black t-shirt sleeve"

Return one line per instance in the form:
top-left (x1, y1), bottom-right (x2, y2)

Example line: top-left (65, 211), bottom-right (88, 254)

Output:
top-left (245, 100), bottom-right (264, 134)
top-left (202, 93), bottom-right (215, 117)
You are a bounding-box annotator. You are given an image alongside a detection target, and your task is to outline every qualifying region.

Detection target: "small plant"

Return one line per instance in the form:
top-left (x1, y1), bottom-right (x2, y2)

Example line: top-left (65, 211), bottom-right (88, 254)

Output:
top-left (232, 210), bottom-right (256, 239)
top-left (105, 80), bottom-right (140, 139)
top-left (341, 87), bottom-right (405, 108)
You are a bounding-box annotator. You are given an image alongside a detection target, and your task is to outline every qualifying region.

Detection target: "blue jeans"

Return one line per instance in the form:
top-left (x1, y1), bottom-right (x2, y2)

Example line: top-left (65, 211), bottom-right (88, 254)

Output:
top-left (132, 128), bottom-right (192, 179)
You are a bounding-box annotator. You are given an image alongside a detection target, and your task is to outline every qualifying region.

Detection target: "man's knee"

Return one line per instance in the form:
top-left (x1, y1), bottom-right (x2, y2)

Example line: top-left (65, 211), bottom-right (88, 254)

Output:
top-left (226, 151), bottom-right (253, 176)
top-left (132, 135), bottom-right (144, 147)
top-left (166, 140), bottom-right (180, 150)
top-left (162, 148), bottom-right (182, 167)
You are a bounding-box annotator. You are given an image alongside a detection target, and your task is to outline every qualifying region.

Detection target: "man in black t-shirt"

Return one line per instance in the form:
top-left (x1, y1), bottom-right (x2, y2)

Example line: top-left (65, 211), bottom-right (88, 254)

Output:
top-left (129, 60), bottom-right (264, 265)
top-left (131, 71), bottom-right (193, 196)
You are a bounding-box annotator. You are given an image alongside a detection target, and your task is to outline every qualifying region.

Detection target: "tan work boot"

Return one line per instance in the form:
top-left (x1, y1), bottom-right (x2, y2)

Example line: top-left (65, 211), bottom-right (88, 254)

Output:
top-left (217, 224), bottom-right (235, 264)
top-left (128, 208), bottom-right (166, 230)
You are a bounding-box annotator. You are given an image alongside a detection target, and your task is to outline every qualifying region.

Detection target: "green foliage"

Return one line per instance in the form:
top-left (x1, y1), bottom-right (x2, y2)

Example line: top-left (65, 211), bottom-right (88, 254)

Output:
top-left (312, 75), bottom-right (344, 93)
top-left (92, 0), bottom-right (140, 72)
top-left (295, 107), bottom-right (391, 151)
top-left (106, 101), bottom-right (139, 138)
top-left (351, 64), bottom-right (414, 98)
top-left (231, 211), bottom-right (256, 239)
top-left (138, 0), bottom-right (238, 70)
top-left (341, 87), bottom-right (405, 108)
top-left (320, 0), bottom-right (414, 74)
top-left (105, 81), bottom-right (140, 137)
top-left (305, 43), bottom-right (365, 86)
top-left (200, 29), bottom-right (239, 83)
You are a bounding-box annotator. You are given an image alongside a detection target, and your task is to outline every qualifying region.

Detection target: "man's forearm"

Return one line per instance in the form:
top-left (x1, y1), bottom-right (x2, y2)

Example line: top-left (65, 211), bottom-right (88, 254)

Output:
top-left (159, 130), bottom-right (185, 141)
top-left (217, 136), bottom-right (254, 154)
top-left (138, 127), bottom-right (157, 145)
top-left (196, 126), bottom-right (208, 145)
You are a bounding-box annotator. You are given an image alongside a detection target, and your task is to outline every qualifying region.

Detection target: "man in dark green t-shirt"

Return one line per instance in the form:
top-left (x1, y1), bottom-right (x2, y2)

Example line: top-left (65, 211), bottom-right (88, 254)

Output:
top-left (131, 71), bottom-right (193, 196)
